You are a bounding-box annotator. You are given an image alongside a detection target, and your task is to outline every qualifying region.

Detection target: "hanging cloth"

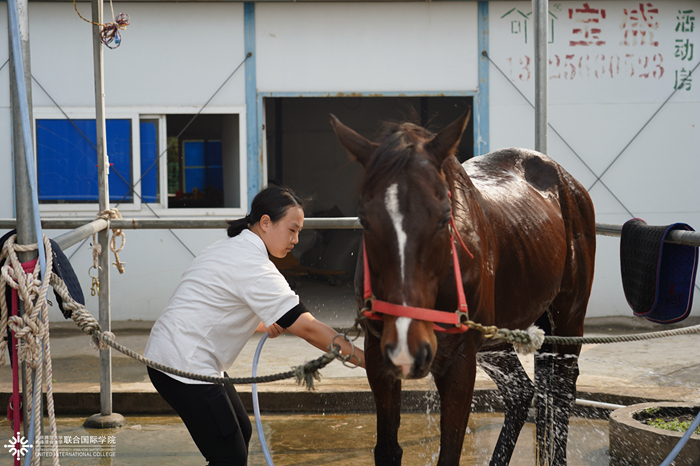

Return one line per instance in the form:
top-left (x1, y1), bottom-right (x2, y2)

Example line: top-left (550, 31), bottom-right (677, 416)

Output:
top-left (620, 218), bottom-right (698, 324)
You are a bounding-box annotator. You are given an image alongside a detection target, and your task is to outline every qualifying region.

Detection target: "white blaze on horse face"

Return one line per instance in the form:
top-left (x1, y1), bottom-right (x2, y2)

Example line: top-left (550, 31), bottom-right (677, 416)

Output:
top-left (390, 317), bottom-right (414, 377)
top-left (384, 183), bottom-right (407, 294)
top-left (384, 183), bottom-right (414, 376)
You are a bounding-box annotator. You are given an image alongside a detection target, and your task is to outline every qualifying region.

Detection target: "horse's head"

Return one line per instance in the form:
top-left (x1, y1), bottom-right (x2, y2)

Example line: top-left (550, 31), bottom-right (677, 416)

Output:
top-left (331, 112), bottom-right (470, 379)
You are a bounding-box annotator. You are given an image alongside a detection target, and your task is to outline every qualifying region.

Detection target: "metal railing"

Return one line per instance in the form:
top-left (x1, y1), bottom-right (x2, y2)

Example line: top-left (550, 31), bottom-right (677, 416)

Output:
top-left (2, 218), bottom-right (700, 250)
top-left (595, 222), bottom-right (700, 247)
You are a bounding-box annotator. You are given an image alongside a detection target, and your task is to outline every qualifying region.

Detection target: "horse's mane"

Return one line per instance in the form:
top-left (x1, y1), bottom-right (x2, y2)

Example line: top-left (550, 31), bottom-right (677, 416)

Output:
top-left (361, 121), bottom-right (437, 197)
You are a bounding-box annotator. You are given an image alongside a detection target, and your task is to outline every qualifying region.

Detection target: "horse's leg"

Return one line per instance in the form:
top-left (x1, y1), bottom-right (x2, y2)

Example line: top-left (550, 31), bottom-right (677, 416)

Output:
top-left (433, 340), bottom-right (479, 466)
top-left (478, 345), bottom-right (535, 466)
top-left (534, 312), bottom-right (555, 466)
top-left (534, 311), bottom-right (583, 466)
top-left (364, 326), bottom-right (404, 465)
top-left (535, 349), bottom-right (579, 466)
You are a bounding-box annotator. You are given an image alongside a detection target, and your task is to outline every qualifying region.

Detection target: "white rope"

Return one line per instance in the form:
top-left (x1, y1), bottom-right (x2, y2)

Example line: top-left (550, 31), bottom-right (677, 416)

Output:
top-left (93, 208), bottom-right (126, 276)
top-left (0, 234), bottom-right (59, 465)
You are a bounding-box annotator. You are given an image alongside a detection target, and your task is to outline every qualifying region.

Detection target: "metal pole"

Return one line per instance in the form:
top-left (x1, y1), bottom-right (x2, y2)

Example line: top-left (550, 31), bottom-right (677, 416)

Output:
top-left (52, 219), bottom-right (109, 251)
top-left (83, 0), bottom-right (125, 429)
top-left (533, 0), bottom-right (548, 154)
top-left (8, 0), bottom-right (36, 439)
top-left (93, 0), bottom-right (112, 419)
top-left (9, 0), bottom-right (34, 249)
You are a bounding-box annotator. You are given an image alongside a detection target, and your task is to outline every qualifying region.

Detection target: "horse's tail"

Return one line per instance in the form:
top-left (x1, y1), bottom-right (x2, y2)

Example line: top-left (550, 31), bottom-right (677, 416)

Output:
top-left (548, 162), bottom-right (597, 342)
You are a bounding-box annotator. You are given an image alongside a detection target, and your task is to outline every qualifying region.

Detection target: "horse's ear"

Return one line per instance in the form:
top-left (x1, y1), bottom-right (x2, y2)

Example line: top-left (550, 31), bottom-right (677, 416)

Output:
top-left (425, 110), bottom-right (472, 164)
top-left (330, 114), bottom-right (377, 167)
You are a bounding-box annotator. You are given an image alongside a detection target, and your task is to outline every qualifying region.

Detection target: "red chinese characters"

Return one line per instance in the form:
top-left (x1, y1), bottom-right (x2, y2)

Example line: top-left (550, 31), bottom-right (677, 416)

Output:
top-left (569, 3), bottom-right (607, 46)
top-left (621, 3), bottom-right (660, 46)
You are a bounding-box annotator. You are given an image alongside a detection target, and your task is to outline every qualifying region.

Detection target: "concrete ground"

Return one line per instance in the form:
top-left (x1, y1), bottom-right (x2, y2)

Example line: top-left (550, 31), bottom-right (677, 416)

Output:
top-left (1, 277), bottom-right (699, 464)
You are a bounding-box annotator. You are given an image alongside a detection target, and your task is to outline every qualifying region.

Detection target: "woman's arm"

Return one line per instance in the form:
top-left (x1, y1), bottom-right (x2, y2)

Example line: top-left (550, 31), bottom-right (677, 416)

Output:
top-left (286, 313), bottom-right (365, 369)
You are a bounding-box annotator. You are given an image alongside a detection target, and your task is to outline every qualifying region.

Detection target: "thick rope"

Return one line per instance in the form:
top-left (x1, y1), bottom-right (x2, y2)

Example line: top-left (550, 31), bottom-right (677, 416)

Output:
top-left (0, 235), bottom-right (60, 464)
top-left (91, 326), bottom-right (340, 388)
top-left (462, 318), bottom-right (700, 352)
top-left (50, 268), bottom-right (344, 389)
top-left (542, 324), bottom-right (700, 345)
top-left (463, 320), bottom-right (546, 354)
top-left (1, 236), bottom-right (51, 369)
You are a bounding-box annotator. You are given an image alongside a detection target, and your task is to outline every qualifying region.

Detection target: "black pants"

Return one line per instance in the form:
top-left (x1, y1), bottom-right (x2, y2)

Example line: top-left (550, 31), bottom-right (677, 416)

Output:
top-left (148, 367), bottom-right (252, 465)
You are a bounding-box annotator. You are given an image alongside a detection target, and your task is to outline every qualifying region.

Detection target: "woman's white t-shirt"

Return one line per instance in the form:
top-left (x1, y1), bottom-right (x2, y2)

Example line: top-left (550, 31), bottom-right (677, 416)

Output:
top-left (144, 229), bottom-right (298, 384)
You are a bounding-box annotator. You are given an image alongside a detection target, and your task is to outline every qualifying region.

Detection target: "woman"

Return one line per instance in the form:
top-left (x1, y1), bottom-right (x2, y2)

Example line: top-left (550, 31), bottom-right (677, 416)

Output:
top-left (144, 185), bottom-right (365, 465)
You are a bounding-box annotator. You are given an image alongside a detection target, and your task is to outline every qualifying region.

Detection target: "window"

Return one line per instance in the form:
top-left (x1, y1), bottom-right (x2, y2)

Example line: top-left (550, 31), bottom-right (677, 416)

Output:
top-left (165, 114), bottom-right (241, 209)
top-left (36, 118), bottom-right (134, 203)
top-left (34, 109), bottom-right (245, 214)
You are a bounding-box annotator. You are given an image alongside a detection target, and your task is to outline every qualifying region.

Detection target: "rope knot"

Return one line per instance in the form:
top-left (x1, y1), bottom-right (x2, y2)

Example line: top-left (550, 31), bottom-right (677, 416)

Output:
top-left (0, 234), bottom-right (54, 370)
top-left (293, 351), bottom-right (339, 390)
top-left (505, 326), bottom-right (545, 355)
top-left (465, 318), bottom-right (545, 355)
top-left (8, 314), bottom-right (47, 369)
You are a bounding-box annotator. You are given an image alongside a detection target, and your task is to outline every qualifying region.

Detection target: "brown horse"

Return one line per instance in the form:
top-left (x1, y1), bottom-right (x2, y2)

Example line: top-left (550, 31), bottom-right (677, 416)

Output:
top-left (331, 111), bottom-right (596, 466)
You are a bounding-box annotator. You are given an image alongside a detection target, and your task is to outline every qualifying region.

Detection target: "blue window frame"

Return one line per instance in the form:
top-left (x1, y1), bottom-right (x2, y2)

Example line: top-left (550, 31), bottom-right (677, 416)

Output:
top-left (139, 120), bottom-right (159, 203)
top-left (37, 119), bottom-right (133, 203)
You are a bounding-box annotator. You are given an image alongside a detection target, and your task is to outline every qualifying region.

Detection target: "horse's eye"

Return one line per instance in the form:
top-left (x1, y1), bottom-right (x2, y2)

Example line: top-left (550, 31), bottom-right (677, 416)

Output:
top-left (438, 214), bottom-right (451, 231)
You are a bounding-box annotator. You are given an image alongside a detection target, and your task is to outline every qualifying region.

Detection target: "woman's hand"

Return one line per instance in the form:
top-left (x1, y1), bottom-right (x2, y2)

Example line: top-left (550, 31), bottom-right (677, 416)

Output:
top-left (287, 313), bottom-right (366, 369)
top-left (254, 321), bottom-right (286, 338)
top-left (266, 323), bottom-right (286, 338)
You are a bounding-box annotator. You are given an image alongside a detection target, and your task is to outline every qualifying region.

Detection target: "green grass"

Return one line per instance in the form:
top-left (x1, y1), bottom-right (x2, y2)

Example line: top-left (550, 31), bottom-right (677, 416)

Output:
top-left (647, 418), bottom-right (700, 435)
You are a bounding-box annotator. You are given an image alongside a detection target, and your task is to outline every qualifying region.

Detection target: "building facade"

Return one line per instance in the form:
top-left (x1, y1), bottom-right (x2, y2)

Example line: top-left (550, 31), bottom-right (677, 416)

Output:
top-left (0, 0), bottom-right (698, 321)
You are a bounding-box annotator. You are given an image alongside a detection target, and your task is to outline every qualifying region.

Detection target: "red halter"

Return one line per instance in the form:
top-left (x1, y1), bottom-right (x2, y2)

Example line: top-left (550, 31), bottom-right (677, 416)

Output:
top-left (361, 214), bottom-right (474, 333)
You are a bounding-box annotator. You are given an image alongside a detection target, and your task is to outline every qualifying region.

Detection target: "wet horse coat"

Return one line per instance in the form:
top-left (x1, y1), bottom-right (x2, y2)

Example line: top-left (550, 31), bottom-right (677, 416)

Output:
top-left (331, 112), bottom-right (596, 466)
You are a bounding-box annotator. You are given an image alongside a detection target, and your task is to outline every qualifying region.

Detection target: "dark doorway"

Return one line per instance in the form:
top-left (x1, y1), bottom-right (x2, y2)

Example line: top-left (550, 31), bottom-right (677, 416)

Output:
top-left (265, 96), bottom-right (473, 217)
top-left (264, 96), bottom-right (473, 286)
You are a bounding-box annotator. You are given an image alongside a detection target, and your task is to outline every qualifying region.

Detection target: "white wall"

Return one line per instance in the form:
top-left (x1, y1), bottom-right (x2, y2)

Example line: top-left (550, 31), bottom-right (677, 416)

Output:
top-left (29, 2), bottom-right (247, 108)
top-left (256, 2), bottom-right (479, 93)
top-left (489, 1), bottom-right (700, 317)
top-left (64, 228), bottom-right (227, 321)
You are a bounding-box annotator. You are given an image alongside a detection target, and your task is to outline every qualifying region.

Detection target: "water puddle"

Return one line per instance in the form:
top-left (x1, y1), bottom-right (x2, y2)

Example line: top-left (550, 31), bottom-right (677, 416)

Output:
top-left (1, 413), bottom-right (608, 465)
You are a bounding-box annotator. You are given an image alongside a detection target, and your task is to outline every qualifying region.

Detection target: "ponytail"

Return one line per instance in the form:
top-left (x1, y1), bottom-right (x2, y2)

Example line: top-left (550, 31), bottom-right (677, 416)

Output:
top-left (226, 185), bottom-right (306, 238)
top-left (225, 214), bottom-right (252, 238)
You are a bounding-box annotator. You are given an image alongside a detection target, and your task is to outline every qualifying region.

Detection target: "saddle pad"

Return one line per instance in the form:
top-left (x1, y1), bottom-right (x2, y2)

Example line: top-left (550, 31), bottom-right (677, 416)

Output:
top-left (620, 219), bottom-right (698, 324)
top-left (0, 230), bottom-right (84, 319)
